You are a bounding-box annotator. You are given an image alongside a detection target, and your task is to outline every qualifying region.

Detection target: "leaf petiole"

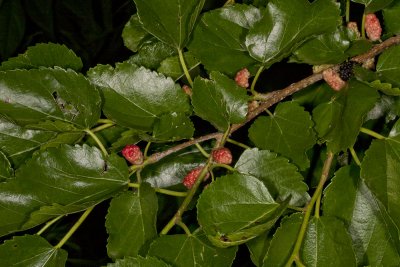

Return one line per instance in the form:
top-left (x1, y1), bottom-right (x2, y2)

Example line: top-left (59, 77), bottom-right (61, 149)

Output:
top-left (128, 183), bottom-right (188, 197)
top-left (349, 147), bottom-right (361, 166)
top-left (360, 127), bottom-right (386, 139)
top-left (84, 129), bottom-right (108, 157)
top-left (250, 65), bottom-right (265, 96)
top-left (36, 215), bottom-right (64, 235)
top-left (285, 152), bottom-right (334, 267)
top-left (55, 206), bottom-right (94, 249)
top-left (178, 49), bottom-right (194, 87)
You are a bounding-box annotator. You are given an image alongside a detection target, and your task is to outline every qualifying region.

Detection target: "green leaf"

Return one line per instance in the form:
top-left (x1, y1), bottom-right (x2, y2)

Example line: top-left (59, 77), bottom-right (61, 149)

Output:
top-left (122, 14), bottom-right (152, 53)
top-left (133, 0), bottom-right (205, 49)
top-left (106, 184), bottom-right (158, 259)
top-left (264, 214), bottom-right (357, 266)
top-left (197, 174), bottom-right (286, 247)
top-left (0, 0), bottom-right (25, 60)
top-left (0, 144), bottom-right (129, 237)
top-left (249, 102), bottom-right (316, 170)
top-left (290, 26), bottom-right (352, 65)
top-left (110, 129), bottom-right (143, 153)
top-left (351, 0), bottom-right (394, 12)
top-left (376, 45), bottom-right (400, 87)
top-left (293, 83), bottom-right (336, 107)
top-left (88, 63), bottom-right (190, 131)
top-left (369, 80), bottom-right (400, 96)
top-left (0, 43), bottom-right (83, 71)
top-left (0, 118), bottom-right (57, 167)
top-left (302, 217), bottom-right (356, 266)
top-left (141, 146), bottom-right (207, 188)
top-left (246, 233), bottom-right (273, 267)
top-left (383, 1), bottom-right (400, 35)
top-left (245, 0), bottom-right (340, 67)
top-left (235, 148), bottom-right (309, 206)
top-left (0, 235), bottom-right (67, 266)
top-left (192, 71), bottom-right (249, 131)
top-left (263, 213), bottom-right (303, 266)
top-left (148, 231), bottom-right (238, 267)
top-left (313, 80), bottom-right (379, 153)
top-left (127, 41), bottom-right (177, 70)
top-left (324, 165), bottom-right (400, 265)
top-left (0, 151), bottom-right (12, 181)
top-left (107, 256), bottom-right (171, 267)
top-left (157, 52), bottom-right (200, 81)
top-left (0, 68), bottom-right (101, 128)
top-left (361, 136), bottom-right (400, 229)
top-left (188, 4), bottom-right (261, 75)
top-left (152, 113), bottom-right (194, 142)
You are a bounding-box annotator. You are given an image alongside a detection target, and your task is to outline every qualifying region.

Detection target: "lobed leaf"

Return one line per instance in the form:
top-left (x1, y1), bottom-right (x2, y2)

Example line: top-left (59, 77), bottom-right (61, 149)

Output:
top-left (249, 102), bottom-right (316, 170)
top-left (192, 71), bottom-right (249, 131)
top-left (106, 184), bottom-right (158, 259)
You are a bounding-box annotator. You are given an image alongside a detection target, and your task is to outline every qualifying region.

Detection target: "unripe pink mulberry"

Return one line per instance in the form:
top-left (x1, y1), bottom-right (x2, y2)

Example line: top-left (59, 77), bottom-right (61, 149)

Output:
top-left (365, 13), bottom-right (382, 41)
top-left (322, 69), bottom-right (346, 91)
top-left (235, 68), bottom-right (250, 88)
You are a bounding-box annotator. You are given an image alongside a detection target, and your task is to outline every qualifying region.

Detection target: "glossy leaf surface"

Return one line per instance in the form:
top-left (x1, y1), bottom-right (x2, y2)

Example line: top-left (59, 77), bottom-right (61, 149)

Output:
top-left (106, 184), bottom-right (158, 259)
top-left (0, 43), bottom-right (83, 71)
top-left (376, 45), bottom-right (400, 87)
top-left (235, 148), bottom-right (309, 206)
top-left (88, 63), bottom-right (190, 131)
top-left (245, 0), bottom-right (340, 66)
top-left (249, 102), bottom-right (316, 170)
top-left (361, 136), bottom-right (400, 229)
top-left (313, 80), bottom-right (379, 153)
top-left (0, 235), bottom-right (67, 266)
top-left (188, 4), bottom-right (261, 75)
top-left (0, 145), bottom-right (129, 237)
top-left (192, 71), bottom-right (249, 131)
top-left (133, 0), bottom-right (205, 49)
top-left (324, 165), bottom-right (400, 265)
top-left (148, 231), bottom-right (237, 267)
top-left (0, 151), bottom-right (12, 181)
top-left (197, 174), bottom-right (285, 247)
top-left (291, 26), bottom-right (352, 65)
top-left (0, 68), bottom-right (101, 128)
top-left (152, 113), bottom-right (194, 142)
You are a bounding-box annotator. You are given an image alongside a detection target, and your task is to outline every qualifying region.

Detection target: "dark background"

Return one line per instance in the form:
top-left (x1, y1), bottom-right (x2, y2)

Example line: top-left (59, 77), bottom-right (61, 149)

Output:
top-left (0, 0), bottom-right (366, 266)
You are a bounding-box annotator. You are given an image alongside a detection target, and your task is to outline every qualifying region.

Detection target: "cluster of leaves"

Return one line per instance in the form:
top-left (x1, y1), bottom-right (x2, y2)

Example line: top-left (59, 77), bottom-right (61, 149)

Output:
top-left (0, 0), bottom-right (400, 266)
